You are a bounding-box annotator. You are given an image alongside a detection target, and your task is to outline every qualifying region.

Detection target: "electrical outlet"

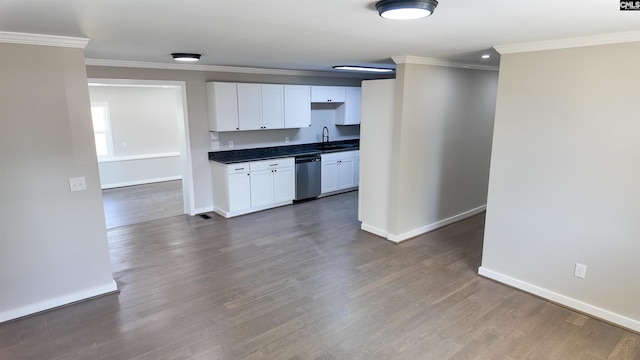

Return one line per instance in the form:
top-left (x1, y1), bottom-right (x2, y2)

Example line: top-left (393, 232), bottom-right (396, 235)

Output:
top-left (69, 177), bottom-right (87, 192)
top-left (211, 141), bottom-right (220, 150)
top-left (574, 263), bottom-right (587, 279)
top-left (228, 140), bottom-right (234, 149)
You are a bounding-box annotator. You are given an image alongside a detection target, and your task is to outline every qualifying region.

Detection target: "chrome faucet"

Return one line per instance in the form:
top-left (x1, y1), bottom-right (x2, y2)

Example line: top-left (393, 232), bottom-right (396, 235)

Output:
top-left (322, 126), bottom-right (329, 143)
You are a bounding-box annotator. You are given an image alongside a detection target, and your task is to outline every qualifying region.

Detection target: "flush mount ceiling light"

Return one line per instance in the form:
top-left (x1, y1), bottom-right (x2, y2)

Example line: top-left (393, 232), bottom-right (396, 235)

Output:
top-left (171, 53), bottom-right (201, 62)
top-left (481, 54), bottom-right (491, 59)
top-left (375, 0), bottom-right (438, 20)
top-left (333, 65), bottom-right (395, 73)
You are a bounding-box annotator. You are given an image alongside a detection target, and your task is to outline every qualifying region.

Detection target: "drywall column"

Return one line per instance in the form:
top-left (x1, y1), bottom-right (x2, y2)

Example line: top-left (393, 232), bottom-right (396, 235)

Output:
top-left (480, 41), bottom-right (640, 331)
top-left (0, 36), bottom-right (117, 322)
top-left (358, 79), bottom-right (395, 236)
top-left (359, 60), bottom-right (497, 242)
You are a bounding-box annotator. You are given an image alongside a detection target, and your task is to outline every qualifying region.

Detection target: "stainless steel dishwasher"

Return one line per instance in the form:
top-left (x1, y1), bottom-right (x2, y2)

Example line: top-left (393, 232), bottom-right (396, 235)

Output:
top-left (295, 154), bottom-right (321, 200)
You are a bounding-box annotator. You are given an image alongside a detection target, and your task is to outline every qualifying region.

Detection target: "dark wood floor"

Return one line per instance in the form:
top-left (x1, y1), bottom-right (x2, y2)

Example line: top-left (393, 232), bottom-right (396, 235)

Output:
top-left (101, 180), bottom-right (184, 229)
top-left (1, 191), bottom-right (638, 359)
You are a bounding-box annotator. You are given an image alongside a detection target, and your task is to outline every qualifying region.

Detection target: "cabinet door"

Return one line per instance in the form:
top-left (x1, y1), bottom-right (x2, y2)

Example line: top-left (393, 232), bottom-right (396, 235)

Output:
top-left (311, 86), bottom-right (346, 103)
top-left (321, 160), bottom-right (338, 194)
top-left (337, 158), bottom-right (355, 190)
top-left (354, 157), bottom-right (360, 186)
top-left (273, 166), bottom-right (295, 203)
top-left (346, 87), bottom-right (361, 125)
top-left (261, 84), bottom-right (284, 129)
top-left (250, 169), bottom-right (274, 208)
top-left (284, 85), bottom-right (311, 128)
top-left (228, 172), bottom-right (251, 212)
top-left (237, 83), bottom-right (262, 130)
top-left (207, 82), bottom-right (239, 131)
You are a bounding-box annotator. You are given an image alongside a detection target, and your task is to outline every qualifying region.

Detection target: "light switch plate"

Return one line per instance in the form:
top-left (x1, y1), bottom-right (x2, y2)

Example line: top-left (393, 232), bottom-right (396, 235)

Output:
top-left (210, 132), bottom-right (219, 140)
top-left (574, 263), bottom-right (587, 279)
top-left (69, 177), bottom-right (87, 192)
top-left (228, 140), bottom-right (234, 149)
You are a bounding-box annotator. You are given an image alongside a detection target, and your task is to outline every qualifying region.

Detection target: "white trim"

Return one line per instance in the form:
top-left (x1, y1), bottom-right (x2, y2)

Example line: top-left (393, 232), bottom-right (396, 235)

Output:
top-left (0, 280), bottom-right (117, 324)
top-left (392, 55), bottom-right (499, 72)
top-left (386, 205), bottom-right (487, 243)
top-left (100, 175), bottom-right (182, 190)
top-left (478, 267), bottom-right (640, 333)
top-left (98, 152), bottom-right (181, 163)
top-left (0, 31), bottom-right (89, 48)
top-left (494, 30), bottom-right (640, 55)
top-left (212, 201), bottom-right (293, 218)
top-left (360, 223), bottom-right (388, 239)
top-left (193, 206), bottom-right (214, 215)
top-left (85, 58), bottom-right (369, 78)
top-left (91, 102), bottom-right (115, 158)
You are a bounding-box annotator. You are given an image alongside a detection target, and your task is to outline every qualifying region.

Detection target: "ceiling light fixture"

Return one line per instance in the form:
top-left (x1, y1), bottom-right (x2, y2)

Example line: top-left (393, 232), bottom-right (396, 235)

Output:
top-left (333, 65), bottom-right (395, 73)
top-left (375, 0), bottom-right (438, 20)
top-left (171, 53), bottom-right (201, 62)
top-left (481, 54), bottom-right (491, 59)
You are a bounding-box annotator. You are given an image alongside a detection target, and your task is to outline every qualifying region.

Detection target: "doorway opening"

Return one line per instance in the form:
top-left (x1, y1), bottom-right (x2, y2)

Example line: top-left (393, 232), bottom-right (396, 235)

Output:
top-left (88, 79), bottom-right (194, 228)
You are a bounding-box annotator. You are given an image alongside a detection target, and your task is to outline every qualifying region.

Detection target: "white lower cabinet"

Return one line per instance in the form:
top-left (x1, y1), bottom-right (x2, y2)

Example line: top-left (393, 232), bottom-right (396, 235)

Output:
top-left (228, 172), bottom-right (251, 212)
top-left (211, 158), bottom-right (294, 218)
top-left (249, 169), bottom-right (274, 208)
top-left (273, 166), bottom-right (295, 202)
top-left (321, 151), bottom-right (358, 194)
top-left (354, 150), bottom-right (360, 186)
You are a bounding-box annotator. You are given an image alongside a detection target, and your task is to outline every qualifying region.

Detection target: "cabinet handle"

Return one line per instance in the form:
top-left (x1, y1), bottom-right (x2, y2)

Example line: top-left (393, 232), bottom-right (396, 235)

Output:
top-left (269, 164), bottom-right (278, 167)
top-left (235, 167), bottom-right (245, 171)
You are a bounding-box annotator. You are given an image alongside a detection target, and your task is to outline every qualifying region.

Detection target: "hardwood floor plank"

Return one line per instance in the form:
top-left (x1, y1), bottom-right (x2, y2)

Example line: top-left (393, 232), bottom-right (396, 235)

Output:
top-left (1, 191), bottom-right (639, 359)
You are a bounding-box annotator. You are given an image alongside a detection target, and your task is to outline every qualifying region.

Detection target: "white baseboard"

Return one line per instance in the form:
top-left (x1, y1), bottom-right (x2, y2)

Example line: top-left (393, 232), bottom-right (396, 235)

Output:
top-left (193, 206), bottom-right (214, 216)
top-left (361, 223), bottom-right (388, 239)
top-left (101, 176), bottom-right (182, 190)
top-left (0, 280), bottom-right (118, 324)
top-left (478, 267), bottom-right (640, 333)
top-left (212, 201), bottom-right (293, 218)
top-left (385, 205), bottom-right (486, 243)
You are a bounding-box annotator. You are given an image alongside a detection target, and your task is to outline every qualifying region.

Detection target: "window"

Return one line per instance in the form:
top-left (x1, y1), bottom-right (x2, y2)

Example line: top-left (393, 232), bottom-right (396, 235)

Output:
top-left (90, 102), bottom-right (114, 158)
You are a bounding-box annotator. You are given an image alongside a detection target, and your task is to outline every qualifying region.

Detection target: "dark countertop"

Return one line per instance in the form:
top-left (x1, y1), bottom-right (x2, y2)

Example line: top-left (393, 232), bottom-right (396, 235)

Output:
top-left (209, 139), bottom-right (359, 164)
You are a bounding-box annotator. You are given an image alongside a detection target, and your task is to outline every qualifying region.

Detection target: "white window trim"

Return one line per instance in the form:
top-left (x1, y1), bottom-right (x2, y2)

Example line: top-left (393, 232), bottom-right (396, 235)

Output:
top-left (91, 102), bottom-right (115, 160)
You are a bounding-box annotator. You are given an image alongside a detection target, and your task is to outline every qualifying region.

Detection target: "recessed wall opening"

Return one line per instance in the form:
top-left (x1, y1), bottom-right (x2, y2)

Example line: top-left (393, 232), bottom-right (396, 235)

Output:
top-left (88, 79), bottom-right (193, 228)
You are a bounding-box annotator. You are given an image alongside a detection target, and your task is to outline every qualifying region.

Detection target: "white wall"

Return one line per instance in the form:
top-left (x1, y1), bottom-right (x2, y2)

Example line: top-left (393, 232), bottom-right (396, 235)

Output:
top-left (0, 40), bottom-right (116, 322)
top-left (359, 61), bottom-right (498, 242)
top-left (97, 155), bottom-right (181, 189)
top-left (89, 85), bottom-right (181, 188)
top-left (480, 41), bottom-right (640, 332)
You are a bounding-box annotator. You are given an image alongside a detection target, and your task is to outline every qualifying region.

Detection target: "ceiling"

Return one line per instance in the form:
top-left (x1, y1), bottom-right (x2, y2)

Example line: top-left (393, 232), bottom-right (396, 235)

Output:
top-left (1, 0), bottom-right (639, 73)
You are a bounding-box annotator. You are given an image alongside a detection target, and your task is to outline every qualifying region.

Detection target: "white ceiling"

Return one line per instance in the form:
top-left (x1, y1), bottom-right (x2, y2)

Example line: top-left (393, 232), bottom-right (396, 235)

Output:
top-left (1, 0), bottom-right (639, 72)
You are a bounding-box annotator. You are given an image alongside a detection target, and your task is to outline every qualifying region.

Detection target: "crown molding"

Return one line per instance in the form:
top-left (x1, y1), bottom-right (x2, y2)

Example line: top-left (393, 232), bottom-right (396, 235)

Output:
top-left (85, 58), bottom-right (369, 78)
top-left (392, 55), bottom-right (499, 72)
top-left (495, 30), bottom-right (640, 55)
top-left (0, 31), bottom-right (89, 48)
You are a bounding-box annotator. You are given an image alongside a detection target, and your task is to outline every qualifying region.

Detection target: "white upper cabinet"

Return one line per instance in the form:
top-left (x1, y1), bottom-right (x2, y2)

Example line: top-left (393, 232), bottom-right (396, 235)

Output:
top-left (311, 86), bottom-right (346, 103)
top-left (208, 82), bottom-right (359, 131)
top-left (237, 83), bottom-right (262, 130)
top-left (237, 83), bottom-right (286, 130)
top-left (336, 87), bottom-right (361, 125)
top-left (261, 84), bottom-right (285, 129)
top-left (207, 82), bottom-right (239, 132)
top-left (284, 85), bottom-right (311, 128)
